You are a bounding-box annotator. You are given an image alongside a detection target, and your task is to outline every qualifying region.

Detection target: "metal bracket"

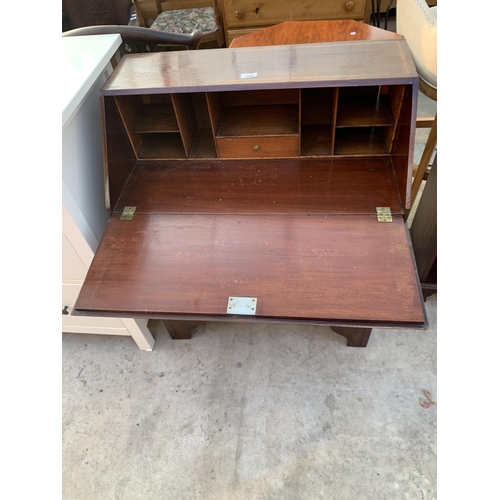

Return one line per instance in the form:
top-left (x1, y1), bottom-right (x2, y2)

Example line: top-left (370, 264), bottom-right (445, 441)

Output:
top-left (120, 206), bottom-right (136, 221)
top-left (226, 297), bottom-right (257, 315)
top-left (376, 207), bottom-right (392, 222)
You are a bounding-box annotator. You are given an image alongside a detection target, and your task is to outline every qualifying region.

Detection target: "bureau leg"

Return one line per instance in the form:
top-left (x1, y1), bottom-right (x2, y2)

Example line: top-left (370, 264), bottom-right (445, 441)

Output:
top-left (330, 327), bottom-right (372, 347)
top-left (163, 320), bottom-right (204, 340)
top-left (422, 284), bottom-right (437, 302)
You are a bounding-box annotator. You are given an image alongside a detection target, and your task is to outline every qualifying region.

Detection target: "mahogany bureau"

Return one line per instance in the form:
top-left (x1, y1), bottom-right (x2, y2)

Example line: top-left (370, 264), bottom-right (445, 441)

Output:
top-left (73, 39), bottom-right (427, 347)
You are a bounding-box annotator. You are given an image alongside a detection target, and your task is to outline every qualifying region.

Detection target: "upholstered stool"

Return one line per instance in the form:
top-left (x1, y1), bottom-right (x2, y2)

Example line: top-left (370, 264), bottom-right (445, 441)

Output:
top-left (397, 0), bottom-right (437, 206)
top-left (133, 1), bottom-right (224, 47)
top-left (151, 7), bottom-right (216, 34)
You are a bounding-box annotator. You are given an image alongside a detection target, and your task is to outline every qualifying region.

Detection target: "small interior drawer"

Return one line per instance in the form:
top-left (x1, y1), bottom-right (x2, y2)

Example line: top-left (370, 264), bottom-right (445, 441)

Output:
top-left (216, 136), bottom-right (299, 158)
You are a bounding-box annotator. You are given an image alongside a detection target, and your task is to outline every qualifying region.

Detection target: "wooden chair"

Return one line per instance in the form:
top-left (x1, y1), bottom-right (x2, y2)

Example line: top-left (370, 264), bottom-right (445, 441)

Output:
top-left (62, 25), bottom-right (202, 62)
top-left (132, 0), bottom-right (224, 47)
top-left (396, 0), bottom-right (437, 206)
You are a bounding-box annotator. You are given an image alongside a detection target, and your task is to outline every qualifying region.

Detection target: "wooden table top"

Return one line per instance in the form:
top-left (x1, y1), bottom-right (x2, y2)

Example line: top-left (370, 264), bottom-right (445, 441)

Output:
top-left (229, 20), bottom-right (403, 48)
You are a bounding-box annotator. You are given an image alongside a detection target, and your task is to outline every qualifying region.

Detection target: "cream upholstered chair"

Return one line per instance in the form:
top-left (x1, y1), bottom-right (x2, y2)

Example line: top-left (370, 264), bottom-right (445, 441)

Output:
top-left (397, 0), bottom-right (437, 205)
top-left (132, 0), bottom-right (225, 47)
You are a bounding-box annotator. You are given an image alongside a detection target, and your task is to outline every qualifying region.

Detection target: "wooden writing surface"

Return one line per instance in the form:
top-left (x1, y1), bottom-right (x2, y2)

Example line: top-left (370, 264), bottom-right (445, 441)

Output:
top-left (74, 213), bottom-right (425, 326)
top-left (113, 158), bottom-right (403, 215)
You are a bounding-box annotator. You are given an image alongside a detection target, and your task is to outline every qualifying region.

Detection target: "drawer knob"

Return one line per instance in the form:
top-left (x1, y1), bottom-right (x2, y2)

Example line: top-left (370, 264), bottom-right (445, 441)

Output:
top-left (345, 1), bottom-right (355, 11)
top-left (62, 306), bottom-right (69, 315)
top-left (253, 145), bottom-right (260, 151)
top-left (235, 9), bottom-right (244, 19)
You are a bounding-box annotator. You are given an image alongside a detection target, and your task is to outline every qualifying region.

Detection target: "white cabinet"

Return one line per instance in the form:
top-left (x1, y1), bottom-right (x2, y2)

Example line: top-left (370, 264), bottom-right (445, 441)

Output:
top-left (62, 34), bottom-right (155, 350)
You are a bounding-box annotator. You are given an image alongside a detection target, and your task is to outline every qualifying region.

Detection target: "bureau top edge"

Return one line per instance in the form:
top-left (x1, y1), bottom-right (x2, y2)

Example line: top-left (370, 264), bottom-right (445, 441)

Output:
top-left (102, 40), bottom-right (418, 95)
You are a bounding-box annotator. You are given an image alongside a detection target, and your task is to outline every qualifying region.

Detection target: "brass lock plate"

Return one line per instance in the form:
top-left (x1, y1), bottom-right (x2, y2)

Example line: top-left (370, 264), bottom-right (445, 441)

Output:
top-left (227, 297), bottom-right (257, 315)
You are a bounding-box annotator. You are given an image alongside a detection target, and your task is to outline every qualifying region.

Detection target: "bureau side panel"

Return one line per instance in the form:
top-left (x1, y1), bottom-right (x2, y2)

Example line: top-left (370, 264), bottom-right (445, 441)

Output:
top-left (391, 82), bottom-right (418, 210)
top-left (101, 95), bottom-right (137, 212)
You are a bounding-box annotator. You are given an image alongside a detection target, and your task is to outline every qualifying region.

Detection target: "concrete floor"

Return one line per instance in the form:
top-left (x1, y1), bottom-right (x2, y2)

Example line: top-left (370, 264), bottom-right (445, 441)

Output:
top-left (62, 17), bottom-right (438, 497)
top-left (63, 295), bottom-right (436, 500)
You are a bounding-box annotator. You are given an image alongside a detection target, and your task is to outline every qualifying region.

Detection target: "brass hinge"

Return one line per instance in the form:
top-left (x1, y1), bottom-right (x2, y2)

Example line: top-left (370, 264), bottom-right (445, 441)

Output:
top-left (376, 207), bottom-right (392, 222)
top-left (120, 206), bottom-right (136, 220)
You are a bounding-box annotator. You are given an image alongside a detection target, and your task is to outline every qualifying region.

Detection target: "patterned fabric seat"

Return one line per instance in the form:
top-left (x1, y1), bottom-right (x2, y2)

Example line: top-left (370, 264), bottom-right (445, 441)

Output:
top-left (132, 0), bottom-right (225, 47)
top-left (150, 7), bottom-right (217, 34)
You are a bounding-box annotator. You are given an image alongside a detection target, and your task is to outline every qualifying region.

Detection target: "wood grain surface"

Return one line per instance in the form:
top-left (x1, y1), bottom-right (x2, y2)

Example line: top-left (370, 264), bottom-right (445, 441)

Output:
top-left (229, 20), bottom-right (403, 47)
top-left (217, 104), bottom-right (299, 136)
top-left (74, 213), bottom-right (425, 326)
top-left (102, 95), bottom-right (137, 211)
top-left (113, 157), bottom-right (403, 215)
top-left (336, 95), bottom-right (394, 128)
top-left (223, 4), bottom-right (367, 30)
top-left (130, 104), bottom-right (179, 133)
top-left (103, 40), bottom-right (417, 96)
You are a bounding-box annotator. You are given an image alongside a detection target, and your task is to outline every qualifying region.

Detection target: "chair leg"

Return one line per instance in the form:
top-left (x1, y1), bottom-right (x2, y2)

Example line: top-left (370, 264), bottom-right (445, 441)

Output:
top-left (416, 117), bottom-right (435, 129)
top-left (411, 114), bottom-right (437, 206)
top-left (132, 0), bottom-right (146, 27)
top-left (215, 28), bottom-right (225, 47)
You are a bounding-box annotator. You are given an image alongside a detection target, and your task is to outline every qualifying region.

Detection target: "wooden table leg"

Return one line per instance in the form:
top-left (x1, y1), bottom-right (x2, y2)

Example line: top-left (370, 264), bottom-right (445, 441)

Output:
top-left (411, 114), bottom-right (437, 206)
top-left (163, 320), bottom-right (204, 339)
top-left (330, 326), bottom-right (372, 347)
